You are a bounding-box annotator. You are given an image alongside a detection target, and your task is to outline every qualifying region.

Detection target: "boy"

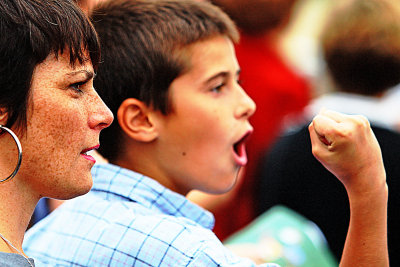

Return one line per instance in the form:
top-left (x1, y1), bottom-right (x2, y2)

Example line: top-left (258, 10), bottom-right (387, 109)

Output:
top-left (23, 0), bottom-right (388, 266)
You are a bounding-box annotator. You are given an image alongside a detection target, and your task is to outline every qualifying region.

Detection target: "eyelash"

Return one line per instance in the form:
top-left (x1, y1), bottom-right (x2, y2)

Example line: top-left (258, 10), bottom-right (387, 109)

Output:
top-left (211, 83), bottom-right (224, 93)
top-left (70, 81), bottom-right (86, 94)
top-left (211, 79), bottom-right (242, 93)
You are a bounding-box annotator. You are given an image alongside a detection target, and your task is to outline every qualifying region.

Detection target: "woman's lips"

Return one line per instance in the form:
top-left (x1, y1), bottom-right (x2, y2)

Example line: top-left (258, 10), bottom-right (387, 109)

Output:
top-left (81, 153), bottom-right (96, 163)
top-left (81, 145), bottom-right (99, 163)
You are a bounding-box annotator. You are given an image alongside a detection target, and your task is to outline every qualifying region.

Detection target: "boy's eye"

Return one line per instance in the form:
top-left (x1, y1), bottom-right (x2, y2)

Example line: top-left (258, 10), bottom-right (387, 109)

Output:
top-left (210, 83), bottom-right (224, 93)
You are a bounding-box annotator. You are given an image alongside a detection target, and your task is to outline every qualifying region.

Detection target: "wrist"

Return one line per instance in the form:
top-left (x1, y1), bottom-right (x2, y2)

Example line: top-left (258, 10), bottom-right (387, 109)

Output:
top-left (342, 160), bottom-right (386, 196)
top-left (347, 179), bottom-right (388, 207)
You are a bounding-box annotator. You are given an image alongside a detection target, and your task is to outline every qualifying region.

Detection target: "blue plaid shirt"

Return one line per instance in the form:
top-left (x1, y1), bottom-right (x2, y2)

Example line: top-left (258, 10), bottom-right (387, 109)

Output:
top-left (24, 163), bottom-right (279, 267)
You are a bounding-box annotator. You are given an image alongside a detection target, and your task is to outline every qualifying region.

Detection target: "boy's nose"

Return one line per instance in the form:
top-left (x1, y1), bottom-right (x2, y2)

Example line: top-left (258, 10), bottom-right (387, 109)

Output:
top-left (235, 86), bottom-right (256, 120)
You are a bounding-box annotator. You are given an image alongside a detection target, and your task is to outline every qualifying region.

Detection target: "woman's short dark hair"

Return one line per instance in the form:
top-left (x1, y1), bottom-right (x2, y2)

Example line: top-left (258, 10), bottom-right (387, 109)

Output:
top-left (321, 0), bottom-right (400, 95)
top-left (0, 0), bottom-right (100, 132)
top-left (90, 0), bottom-right (239, 162)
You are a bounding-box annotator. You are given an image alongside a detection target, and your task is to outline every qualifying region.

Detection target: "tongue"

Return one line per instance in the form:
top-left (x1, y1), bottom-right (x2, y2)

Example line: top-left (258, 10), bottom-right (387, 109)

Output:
top-left (233, 141), bottom-right (248, 166)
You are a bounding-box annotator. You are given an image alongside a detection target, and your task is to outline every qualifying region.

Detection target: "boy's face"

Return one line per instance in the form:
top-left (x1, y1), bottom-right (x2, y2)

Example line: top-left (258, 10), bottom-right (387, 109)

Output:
top-left (153, 35), bottom-right (256, 195)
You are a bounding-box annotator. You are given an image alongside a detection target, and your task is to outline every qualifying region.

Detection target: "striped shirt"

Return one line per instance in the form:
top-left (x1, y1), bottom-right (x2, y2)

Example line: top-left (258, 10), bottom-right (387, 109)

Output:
top-left (24, 163), bottom-right (279, 267)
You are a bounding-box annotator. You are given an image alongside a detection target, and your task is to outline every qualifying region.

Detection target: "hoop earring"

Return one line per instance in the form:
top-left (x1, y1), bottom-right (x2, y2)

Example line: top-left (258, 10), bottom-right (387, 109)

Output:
top-left (0, 125), bottom-right (22, 183)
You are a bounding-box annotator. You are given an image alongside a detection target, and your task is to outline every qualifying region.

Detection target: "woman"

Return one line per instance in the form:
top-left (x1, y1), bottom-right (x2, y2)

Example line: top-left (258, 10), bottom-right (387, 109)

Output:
top-left (0, 0), bottom-right (113, 265)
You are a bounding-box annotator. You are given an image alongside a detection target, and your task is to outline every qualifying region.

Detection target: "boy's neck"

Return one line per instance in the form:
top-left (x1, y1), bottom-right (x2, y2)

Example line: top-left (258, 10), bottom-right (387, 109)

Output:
top-left (114, 144), bottom-right (190, 196)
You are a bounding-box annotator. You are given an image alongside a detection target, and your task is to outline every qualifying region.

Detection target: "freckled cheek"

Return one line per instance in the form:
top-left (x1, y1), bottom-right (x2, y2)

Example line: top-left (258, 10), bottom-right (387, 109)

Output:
top-left (32, 103), bottom-right (86, 146)
top-left (59, 110), bottom-right (86, 145)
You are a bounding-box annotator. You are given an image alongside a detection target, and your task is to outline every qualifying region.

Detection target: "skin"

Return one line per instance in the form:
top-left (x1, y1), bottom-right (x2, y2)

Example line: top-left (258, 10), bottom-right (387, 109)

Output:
top-left (22, 53), bottom-right (113, 200)
top-left (310, 109), bottom-right (388, 266)
top-left (0, 51), bottom-right (113, 253)
top-left (117, 35), bottom-right (255, 196)
top-left (77, 0), bottom-right (105, 14)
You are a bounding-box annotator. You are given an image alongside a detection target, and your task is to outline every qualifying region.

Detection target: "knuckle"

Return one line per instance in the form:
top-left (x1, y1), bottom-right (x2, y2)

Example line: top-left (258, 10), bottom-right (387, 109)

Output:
top-left (353, 115), bottom-right (370, 128)
top-left (311, 145), bottom-right (322, 157)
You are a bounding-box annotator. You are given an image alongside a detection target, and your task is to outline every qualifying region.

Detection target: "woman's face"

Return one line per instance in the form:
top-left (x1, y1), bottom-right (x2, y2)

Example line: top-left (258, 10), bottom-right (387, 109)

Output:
top-left (18, 52), bottom-right (113, 200)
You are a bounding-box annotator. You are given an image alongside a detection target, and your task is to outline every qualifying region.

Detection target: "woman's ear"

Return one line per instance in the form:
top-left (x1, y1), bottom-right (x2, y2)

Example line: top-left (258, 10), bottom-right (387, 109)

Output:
top-left (117, 98), bottom-right (159, 142)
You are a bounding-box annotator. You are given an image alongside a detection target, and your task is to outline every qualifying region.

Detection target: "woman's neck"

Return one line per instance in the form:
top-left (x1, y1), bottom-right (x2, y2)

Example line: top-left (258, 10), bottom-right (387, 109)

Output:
top-left (0, 179), bottom-right (37, 253)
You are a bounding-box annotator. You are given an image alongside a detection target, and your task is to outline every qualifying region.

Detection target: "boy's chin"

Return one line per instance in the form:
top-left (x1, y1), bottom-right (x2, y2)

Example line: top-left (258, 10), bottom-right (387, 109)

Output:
top-left (205, 179), bottom-right (238, 195)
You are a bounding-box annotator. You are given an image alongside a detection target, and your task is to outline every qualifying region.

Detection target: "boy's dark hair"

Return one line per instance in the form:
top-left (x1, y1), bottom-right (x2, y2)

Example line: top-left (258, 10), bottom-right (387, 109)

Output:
top-left (321, 0), bottom-right (400, 96)
top-left (0, 0), bottom-right (100, 132)
top-left (91, 0), bottom-right (239, 162)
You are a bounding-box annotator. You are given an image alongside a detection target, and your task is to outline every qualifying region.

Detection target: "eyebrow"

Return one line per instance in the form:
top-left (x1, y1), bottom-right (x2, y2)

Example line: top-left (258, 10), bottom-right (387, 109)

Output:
top-left (65, 70), bottom-right (94, 81)
top-left (204, 69), bottom-right (241, 84)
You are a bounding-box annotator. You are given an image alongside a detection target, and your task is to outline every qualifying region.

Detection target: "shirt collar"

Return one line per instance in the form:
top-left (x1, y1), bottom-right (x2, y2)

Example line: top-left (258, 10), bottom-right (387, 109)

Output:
top-left (91, 163), bottom-right (215, 230)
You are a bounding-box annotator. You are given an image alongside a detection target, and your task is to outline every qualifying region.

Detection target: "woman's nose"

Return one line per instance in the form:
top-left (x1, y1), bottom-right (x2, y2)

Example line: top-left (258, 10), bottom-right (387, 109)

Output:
top-left (88, 92), bottom-right (114, 130)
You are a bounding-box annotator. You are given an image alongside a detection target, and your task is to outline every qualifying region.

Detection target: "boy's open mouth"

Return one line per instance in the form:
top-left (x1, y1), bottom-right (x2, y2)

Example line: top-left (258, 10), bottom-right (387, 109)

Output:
top-left (233, 131), bottom-right (252, 166)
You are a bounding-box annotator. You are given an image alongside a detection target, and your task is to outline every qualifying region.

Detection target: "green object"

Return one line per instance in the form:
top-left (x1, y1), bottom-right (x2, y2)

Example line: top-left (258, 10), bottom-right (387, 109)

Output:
top-left (223, 205), bottom-right (338, 267)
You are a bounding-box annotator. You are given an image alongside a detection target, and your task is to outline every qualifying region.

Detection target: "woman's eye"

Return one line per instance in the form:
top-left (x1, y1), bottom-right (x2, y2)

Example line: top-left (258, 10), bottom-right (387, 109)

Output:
top-left (70, 82), bottom-right (85, 94)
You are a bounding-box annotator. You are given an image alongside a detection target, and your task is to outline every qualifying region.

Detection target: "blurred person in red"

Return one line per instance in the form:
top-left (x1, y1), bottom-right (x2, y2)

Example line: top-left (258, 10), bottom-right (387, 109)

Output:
top-left (206, 0), bottom-right (312, 240)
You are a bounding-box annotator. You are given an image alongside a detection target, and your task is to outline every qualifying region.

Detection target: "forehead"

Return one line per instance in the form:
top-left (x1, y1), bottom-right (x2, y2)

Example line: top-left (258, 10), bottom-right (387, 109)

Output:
top-left (32, 52), bottom-right (94, 84)
top-left (180, 35), bottom-right (239, 81)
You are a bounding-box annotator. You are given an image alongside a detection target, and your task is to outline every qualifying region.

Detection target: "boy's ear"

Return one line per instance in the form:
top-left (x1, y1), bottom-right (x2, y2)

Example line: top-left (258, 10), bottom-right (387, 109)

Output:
top-left (117, 98), bottom-right (159, 142)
